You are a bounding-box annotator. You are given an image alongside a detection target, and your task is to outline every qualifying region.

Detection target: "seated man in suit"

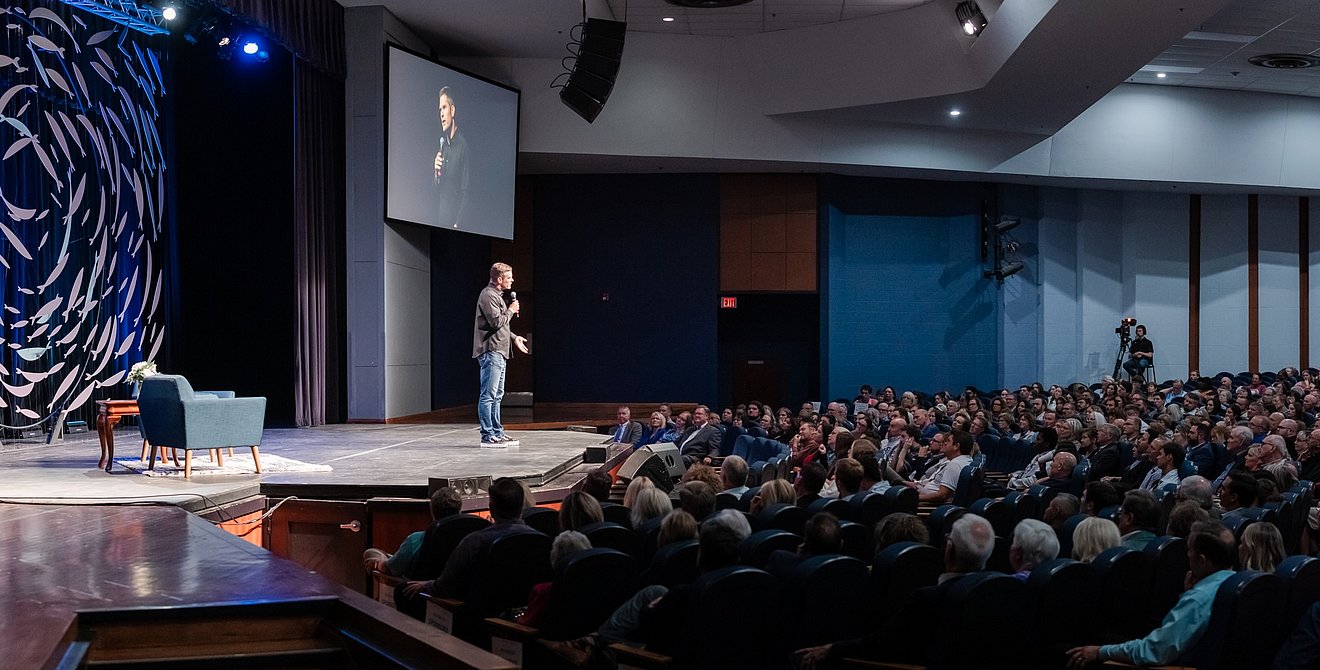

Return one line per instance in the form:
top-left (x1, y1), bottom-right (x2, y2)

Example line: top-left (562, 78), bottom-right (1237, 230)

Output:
top-left (677, 405), bottom-right (722, 467)
top-left (1087, 424), bottom-right (1125, 481)
top-left (604, 405), bottom-right (644, 449)
top-left (1067, 520), bottom-right (1237, 667)
top-left (791, 513), bottom-right (996, 668)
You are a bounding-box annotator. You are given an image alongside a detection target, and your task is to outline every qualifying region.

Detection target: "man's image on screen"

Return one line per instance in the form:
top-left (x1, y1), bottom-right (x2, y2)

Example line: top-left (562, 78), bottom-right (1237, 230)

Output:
top-left (433, 86), bottom-right (469, 229)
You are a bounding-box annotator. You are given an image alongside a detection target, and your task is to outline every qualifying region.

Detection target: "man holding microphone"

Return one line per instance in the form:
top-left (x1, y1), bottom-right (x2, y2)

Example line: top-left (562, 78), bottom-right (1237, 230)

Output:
top-left (474, 262), bottom-right (529, 446)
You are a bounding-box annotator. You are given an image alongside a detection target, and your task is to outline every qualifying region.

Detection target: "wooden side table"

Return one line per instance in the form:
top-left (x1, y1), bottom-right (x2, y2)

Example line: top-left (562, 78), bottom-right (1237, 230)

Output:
top-left (96, 400), bottom-right (140, 473)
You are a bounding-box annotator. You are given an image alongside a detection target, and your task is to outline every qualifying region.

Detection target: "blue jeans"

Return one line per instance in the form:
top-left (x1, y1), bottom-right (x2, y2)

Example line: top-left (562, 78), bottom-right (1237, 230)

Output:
top-left (477, 351), bottom-right (507, 440)
top-left (1123, 357), bottom-right (1151, 380)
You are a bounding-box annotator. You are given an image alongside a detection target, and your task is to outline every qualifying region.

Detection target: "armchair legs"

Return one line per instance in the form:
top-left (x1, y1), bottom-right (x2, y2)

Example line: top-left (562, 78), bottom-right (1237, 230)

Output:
top-left (250, 446), bottom-right (262, 473)
top-left (142, 445), bottom-right (262, 479)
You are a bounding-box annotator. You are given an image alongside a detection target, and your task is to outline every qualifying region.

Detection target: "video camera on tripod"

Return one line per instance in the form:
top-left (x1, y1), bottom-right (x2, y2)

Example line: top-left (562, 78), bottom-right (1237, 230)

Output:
top-left (1112, 317), bottom-right (1138, 378)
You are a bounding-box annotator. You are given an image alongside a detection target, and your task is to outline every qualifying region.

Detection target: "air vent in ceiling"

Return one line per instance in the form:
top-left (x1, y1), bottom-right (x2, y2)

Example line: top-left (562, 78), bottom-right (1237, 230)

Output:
top-left (1249, 53), bottom-right (1320, 69)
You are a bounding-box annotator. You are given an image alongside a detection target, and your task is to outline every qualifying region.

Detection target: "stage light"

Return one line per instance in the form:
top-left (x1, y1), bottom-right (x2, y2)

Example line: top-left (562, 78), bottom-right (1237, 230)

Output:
top-left (662, 16), bottom-right (674, 22)
top-left (242, 40), bottom-right (259, 55)
top-left (995, 215), bottom-right (1020, 233)
top-left (217, 34), bottom-right (231, 47)
top-left (161, 6), bottom-right (177, 21)
top-left (1156, 72), bottom-right (1167, 78)
top-left (949, 109), bottom-right (961, 117)
top-left (956, 1), bottom-right (987, 37)
top-left (256, 49), bottom-right (270, 62)
top-left (998, 261), bottom-right (1025, 278)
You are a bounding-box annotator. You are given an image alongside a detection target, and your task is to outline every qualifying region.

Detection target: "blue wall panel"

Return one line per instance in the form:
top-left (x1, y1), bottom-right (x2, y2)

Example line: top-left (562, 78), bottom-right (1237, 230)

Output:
top-left (821, 176), bottom-right (999, 399)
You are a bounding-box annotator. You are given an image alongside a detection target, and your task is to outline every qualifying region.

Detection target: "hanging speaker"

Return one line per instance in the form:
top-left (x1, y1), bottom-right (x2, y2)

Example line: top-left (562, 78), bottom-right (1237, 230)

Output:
top-left (559, 18), bottom-right (626, 123)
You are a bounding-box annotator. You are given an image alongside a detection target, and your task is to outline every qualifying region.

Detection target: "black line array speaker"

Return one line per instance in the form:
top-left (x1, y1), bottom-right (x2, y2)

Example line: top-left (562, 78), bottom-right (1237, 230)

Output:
top-left (559, 18), bottom-right (626, 123)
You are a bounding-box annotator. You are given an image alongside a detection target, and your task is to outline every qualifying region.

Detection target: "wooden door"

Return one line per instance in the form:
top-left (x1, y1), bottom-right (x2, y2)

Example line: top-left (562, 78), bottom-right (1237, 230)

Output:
top-left (266, 499), bottom-right (370, 594)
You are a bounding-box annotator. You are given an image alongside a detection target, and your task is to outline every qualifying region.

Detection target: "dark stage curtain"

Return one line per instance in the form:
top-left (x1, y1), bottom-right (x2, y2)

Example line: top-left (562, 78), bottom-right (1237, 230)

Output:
top-left (222, 0), bottom-right (345, 426)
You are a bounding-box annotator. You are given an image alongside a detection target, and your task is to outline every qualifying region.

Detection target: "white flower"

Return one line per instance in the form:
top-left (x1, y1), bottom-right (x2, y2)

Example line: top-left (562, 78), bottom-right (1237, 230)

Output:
top-left (127, 361), bottom-right (159, 384)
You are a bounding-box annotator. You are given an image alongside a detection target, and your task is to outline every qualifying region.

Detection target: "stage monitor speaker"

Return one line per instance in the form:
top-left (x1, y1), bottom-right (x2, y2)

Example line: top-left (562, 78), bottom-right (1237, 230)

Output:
top-left (616, 446), bottom-right (676, 492)
top-left (560, 18), bottom-right (626, 123)
top-left (647, 442), bottom-right (685, 480)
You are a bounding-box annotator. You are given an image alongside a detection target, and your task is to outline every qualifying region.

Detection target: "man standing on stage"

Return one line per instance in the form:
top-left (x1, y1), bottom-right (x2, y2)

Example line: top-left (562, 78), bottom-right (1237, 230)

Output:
top-left (433, 86), bottom-right (469, 229)
top-left (1123, 324), bottom-right (1154, 382)
top-left (473, 262), bottom-right (528, 446)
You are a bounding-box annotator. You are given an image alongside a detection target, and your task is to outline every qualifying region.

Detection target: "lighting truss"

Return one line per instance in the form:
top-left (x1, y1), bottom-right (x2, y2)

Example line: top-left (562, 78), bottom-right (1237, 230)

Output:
top-left (55, 0), bottom-right (170, 37)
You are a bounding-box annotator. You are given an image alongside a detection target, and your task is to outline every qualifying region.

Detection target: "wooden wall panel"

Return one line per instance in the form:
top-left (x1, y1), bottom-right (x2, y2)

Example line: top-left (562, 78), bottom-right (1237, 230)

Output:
top-left (721, 175), bottom-right (817, 293)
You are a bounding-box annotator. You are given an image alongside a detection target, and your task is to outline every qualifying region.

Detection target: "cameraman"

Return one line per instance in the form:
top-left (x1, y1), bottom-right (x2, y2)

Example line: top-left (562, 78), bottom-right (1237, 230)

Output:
top-left (1122, 324), bottom-right (1154, 382)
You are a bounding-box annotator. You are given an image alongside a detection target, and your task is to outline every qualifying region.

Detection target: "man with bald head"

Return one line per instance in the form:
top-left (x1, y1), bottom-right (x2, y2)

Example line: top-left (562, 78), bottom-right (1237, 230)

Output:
top-left (878, 417), bottom-right (907, 462)
top-left (1260, 434), bottom-right (1299, 490)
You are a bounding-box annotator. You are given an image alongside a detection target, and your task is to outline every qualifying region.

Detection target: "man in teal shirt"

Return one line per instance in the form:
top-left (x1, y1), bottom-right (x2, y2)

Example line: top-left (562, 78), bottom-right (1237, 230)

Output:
top-left (1067, 520), bottom-right (1236, 667)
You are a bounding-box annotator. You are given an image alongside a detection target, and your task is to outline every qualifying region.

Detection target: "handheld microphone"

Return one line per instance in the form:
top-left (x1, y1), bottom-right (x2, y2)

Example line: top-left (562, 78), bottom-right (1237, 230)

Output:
top-left (511, 291), bottom-right (518, 318)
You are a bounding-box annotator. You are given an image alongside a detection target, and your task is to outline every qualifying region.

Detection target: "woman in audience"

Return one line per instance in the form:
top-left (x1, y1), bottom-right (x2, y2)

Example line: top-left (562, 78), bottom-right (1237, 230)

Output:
top-left (758, 412), bottom-right (774, 435)
top-left (750, 478), bottom-right (795, 515)
top-left (655, 509), bottom-right (698, 548)
top-left (622, 476), bottom-right (654, 509)
top-left (1071, 516), bottom-right (1121, 562)
top-left (630, 487), bottom-right (674, 529)
top-left (1166, 501), bottom-right (1209, 538)
top-left (1013, 412), bottom-right (1038, 443)
top-left (517, 530), bottom-right (592, 627)
top-left (1239, 522), bottom-right (1286, 572)
top-left (681, 463), bottom-right (723, 492)
top-left (773, 412), bottom-right (797, 443)
top-left (639, 411), bottom-right (670, 447)
top-left (559, 491), bottom-right (604, 532)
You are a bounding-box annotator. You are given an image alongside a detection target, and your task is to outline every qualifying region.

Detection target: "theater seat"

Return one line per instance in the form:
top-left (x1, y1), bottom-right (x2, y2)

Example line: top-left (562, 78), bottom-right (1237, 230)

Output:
top-left (920, 572), bottom-right (1030, 669)
top-left (599, 501), bottom-right (633, 528)
top-left (714, 491), bottom-right (740, 510)
top-left (611, 566), bottom-right (782, 670)
top-left (1004, 489), bottom-right (1040, 525)
top-left (837, 521), bottom-right (873, 562)
top-left (1177, 571), bottom-right (1288, 670)
top-left (780, 555), bottom-right (870, 652)
top-left (1092, 546), bottom-right (1152, 643)
top-left (641, 539), bottom-right (700, 588)
top-left (756, 502), bottom-right (809, 535)
top-left (740, 529), bottom-right (802, 569)
top-left (1024, 558), bottom-right (1101, 670)
top-left (1144, 535), bottom-right (1189, 634)
top-left (925, 505), bottom-right (967, 555)
top-left (1057, 513), bottom-right (1088, 560)
top-left (1276, 555), bottom-right (1320, 633)
top-left (808, 496), bottom-right (854, 522)
top-left (424, 530), bottom-right (552, 645)
top-left (867, 541), bottom-right (941, 623)
top-left (577, 521), bottom-right (642, 560)
top-left (521, 506), bottom-right (560, 536)
top-left (949, 464), bottom-right (985, 508)
top-left (969, 497), bottom-right (1012, 538)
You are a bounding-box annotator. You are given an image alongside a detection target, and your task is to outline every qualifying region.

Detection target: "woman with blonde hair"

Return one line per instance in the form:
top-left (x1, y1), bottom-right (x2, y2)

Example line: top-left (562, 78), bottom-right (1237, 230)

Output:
top-left (621, 476), bottom-right (654, 509)
top-left (1071, 517), bottom-right (1121, 562)
top-left (1239, 523), bottom-right (1285, 572)
top-left (629, 487), bottom-right (674, 529)
top-left (750, 478), bottom-right (795, 515)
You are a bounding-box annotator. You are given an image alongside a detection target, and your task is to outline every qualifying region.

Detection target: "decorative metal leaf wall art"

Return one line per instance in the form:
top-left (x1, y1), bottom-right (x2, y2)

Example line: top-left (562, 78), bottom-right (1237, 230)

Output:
top-left (0, 1), bottom-right (165, 430)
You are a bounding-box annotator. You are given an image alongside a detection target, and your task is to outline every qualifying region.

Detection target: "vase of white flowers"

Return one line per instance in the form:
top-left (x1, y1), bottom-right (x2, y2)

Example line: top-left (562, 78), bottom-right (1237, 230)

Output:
top-left (127, 361), bottom-right (158, 398)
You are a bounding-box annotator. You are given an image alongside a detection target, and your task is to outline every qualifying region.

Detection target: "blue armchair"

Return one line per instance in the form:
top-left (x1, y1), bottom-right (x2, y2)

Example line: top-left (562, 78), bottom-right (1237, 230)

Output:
top-left (138, 374), bottom-right (267, 478)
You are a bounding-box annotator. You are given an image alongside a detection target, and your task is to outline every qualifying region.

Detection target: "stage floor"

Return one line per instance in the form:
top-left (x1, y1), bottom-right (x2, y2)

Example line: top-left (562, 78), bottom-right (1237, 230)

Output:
top-left (0, 423), bottom-right (606, 510)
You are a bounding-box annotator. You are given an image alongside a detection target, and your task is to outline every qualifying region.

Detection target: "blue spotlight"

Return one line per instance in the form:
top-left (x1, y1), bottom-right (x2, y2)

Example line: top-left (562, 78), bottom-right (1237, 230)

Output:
top-left (242, 40), bottom-right (259, 55)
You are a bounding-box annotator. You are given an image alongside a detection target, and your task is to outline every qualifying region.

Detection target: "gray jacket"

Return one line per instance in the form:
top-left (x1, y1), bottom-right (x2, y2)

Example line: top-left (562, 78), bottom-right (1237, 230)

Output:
top-left (472, 284), bottom-right (515, 358)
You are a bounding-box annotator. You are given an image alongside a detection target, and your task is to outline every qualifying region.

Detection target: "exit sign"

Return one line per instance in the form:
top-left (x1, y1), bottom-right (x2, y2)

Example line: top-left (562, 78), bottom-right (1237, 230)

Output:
top-left (720, 296), bottom-right (738, 309)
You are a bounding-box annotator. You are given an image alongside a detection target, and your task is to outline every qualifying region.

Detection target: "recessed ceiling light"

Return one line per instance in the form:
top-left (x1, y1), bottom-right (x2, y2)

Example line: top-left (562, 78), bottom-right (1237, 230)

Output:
top-left (949, 109), bottom-right (961, 117)
top-left (1156, 72), bottom-right (1167, 78)
top-left (662, 16), bottom-right (675, 22)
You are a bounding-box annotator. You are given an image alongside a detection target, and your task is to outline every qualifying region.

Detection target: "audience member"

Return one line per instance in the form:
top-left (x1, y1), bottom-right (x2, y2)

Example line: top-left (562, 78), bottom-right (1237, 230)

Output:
top-left (792, 514), bottom-right (997, 668)
top-left (675, 481), bottom-right (717, 521)
top-left (630, 487), bottom-right (674, 529)
top-left (363, 486), bottom-right (463, 577)
top-left (621, 476), bottom-right (654, 509)
top-left (766, 512), bottom-right (842, 579)
top-left (1043, 493), bottom-right (1080, 535)
top-left (751, 478), bottom-right (796, 515)
top-left (518, 530), bottom-right (593, 627)
top-left (1067, 521), bottom-right (1237, 667)
top-left (1239, 522), bottom-right (1285, 572)
top-left (1037, 451), bottom-right (1079, 491)
top-left (559, 491), bottom-right (605, 532)
top-left (580, 469), bottom-right (614, 502)
top-left (795, 462), bottom-right (828, 508)
top-left (1071, 517), bottom-right (1121, 562)
top-left (680, 462), bottom-right (722, 492)
top-left (676, 405), bottom-right (722, 467)
top-left (1175, 475), bottom-right (1214, 511)
top-left (902, 429), bottom-right (974, 504)
top-left (1139, 439), bottom-right (1184, 491)
top-left (720, 455), bottom-right (750, 496)
top-left (1117, 489), bottom-right (1160, 551)
top-left (1009, 519), bottom-right (1060, 581)
top-left (640, 411), bottom-right (671, 446)
top-left (1082, 481), bottom-right (1121, 516)
top-left (606, 406), bottom-right (644, 448)
top-left (1218, 468), bottom-right (1259, 514)
top-left (834, 458), bottom-right (864, 499)
top-left (1166, 501), bottom-right (1210, 538)
top-left (655, 509), bottom-right (697, 548)
top-left (874, 512), bottom-right (930, 550)
top-left (401, 477), bottom-right (540, 601)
